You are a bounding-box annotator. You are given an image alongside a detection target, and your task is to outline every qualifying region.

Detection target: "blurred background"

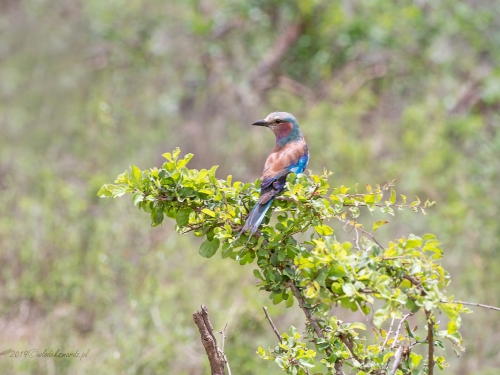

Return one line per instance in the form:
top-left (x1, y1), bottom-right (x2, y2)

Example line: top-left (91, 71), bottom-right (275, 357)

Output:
top-left (1, 0), bottom-right (500, 374)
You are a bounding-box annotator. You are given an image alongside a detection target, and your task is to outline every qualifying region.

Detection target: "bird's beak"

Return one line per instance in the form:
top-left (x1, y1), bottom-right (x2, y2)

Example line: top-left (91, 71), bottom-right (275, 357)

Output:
top-left (252, 119), bottom-right (268, 126)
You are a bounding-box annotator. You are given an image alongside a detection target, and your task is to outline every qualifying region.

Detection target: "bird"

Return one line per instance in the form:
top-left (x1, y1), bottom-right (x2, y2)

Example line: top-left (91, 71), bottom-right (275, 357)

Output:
top-left (239, 111), bottom-right (309, 238)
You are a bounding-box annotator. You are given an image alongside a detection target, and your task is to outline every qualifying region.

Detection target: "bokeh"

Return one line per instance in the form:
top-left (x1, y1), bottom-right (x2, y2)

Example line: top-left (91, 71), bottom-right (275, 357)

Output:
top-left (1, 1), bottom-right (499, 374)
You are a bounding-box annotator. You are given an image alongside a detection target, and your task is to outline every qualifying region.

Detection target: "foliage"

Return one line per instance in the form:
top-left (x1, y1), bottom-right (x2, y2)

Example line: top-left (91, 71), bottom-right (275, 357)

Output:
top-left (99, 149), bottom-right (472, 374)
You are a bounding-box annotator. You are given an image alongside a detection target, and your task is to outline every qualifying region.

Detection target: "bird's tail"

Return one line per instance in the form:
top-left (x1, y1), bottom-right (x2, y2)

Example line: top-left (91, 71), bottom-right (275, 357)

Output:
top-left (239, 198), bottom-right (274, 237)
top-left (225, 199), bottom-right (274, 260)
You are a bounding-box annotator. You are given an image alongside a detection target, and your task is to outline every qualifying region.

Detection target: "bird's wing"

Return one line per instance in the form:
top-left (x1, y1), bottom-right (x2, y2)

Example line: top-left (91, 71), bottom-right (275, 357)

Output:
top-left (259, 142), bottom-right (309, 203)
top-left (261, 141), bottom-right (309, 188)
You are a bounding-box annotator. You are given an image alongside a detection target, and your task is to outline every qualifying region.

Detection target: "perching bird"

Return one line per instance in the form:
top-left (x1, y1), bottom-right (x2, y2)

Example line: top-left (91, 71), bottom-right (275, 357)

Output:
top-left (240, 111), bottom-right (309, 237)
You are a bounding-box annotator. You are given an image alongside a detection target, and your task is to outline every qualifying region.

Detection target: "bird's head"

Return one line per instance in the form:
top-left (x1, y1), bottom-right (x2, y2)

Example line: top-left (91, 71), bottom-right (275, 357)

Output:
top-left (252, 112), bottom-right (302, 145)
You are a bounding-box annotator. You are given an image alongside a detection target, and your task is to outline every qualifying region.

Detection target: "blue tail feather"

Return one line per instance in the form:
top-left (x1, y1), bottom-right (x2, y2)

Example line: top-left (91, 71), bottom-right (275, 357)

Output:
top-left (239, 198), bottom-right (274, 237)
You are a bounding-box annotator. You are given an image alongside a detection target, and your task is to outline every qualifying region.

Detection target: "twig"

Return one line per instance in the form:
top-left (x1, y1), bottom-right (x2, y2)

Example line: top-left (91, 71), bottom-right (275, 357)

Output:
top-left (391, 313), bottom-right (414, 350)
top-left (381, 318), bottom-right (395, 349)
top-left (339, 217), bottom-right (385, 249)
top-left (426, 311), bottom-right (434, 375)
top-left (440, 300), bottom-right (500, 312)
top-left (193, 305), bottom-right (225, 375)
top-left (263, 306), bottom-right (282, 343)
top-left (218, 323), bottom-right (232, 375)
top-left (390, 345), bottom-right (404, 375)
top-left (308, 184), bottom-right (320, 199)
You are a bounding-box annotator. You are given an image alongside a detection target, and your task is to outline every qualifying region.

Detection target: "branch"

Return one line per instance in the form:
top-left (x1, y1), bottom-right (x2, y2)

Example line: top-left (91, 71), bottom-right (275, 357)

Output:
top-left (193, 305), bottom-right (226, 375)
top-left (426, 311), bottom-right (434, 375)
top-left (391, 313), bottom-right (414, 350)
top-left (288, 282), bottom-right (324, 340)
top-left (339, 334), bottom-right (360, 362)
top-left (334, 361), bottom-right (345, 375)
top-left (263, 306), bottom-right (282, 343)
top-left (403, 273), bottom-right (422, 288)
top-left (390, 345), bottom-right (404, 375)
top-left (441, 300), bottom-right (500, 312)
top-left (218, 323), bottom-right (232, 375)
top-left (288, 281), bottom-right (350, 371)
top-left (251, 22), bottom-right (304, 92)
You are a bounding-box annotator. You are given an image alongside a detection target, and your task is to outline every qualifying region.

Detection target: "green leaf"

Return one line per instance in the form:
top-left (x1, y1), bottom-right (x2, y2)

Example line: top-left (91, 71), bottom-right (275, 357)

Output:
top-left (253, 269), bottom-right (264, 280)
top-left (389, 188), bottom-right (396, 204)
top-left (314, 224), bottom-right (334, 236)
top-left (382, 352), bottom-right (394, 364)
top-left (373, 220), bottom-right (389, 231)
top-left (201, 208), bottom-right (216, 217)
top-left (133, 191), bottom-right (144, 206)
top-left (349, 322), bottom-right (366, 331)
top-left (172, 147), bottom-right (181, 160)
top-left (176, 208), bottom-right (191, 227)
top-left (373, 302), bottom-right (391, 328)
top-left (177, 153), bottom-right (194, 168)
top-left (342, 283), bottom-right (356, 297)
top-left (275, 357), bottom-right (285, 369)
top-left (410, 352), bottom-right (422, 368)
top-left (98, 184), bottom-right (128, 198)
top-left (364, 194), bottom-right (375, 204)
top-left (199, 238), bottom-right (220, 258)
top-left (272, 292), bottom-right (283, 305)
top-left (130, 164), bottom-right (143, 188)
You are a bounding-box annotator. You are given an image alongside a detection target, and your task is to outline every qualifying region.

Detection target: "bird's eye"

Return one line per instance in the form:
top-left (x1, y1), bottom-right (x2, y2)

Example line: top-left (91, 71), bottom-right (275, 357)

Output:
top-left (275, 119), bottom-right (282, 124)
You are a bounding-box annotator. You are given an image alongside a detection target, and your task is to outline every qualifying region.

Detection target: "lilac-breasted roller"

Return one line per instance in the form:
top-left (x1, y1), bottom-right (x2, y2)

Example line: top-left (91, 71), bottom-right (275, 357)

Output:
top-left (240, 112), bottom-right (309, 236)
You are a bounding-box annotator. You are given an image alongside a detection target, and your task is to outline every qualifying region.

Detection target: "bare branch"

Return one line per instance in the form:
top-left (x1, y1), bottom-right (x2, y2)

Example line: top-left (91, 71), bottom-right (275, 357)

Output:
top-left (391, 313), bottom-right (414, 350)
top-left (390, 345), bottom-right (404, 375)
top-left (263, 306), bottom-right (282, 343)
top-left (193, 305), bottom-right (225, 375)
top-left (218, 323), bottom-right (232, 375)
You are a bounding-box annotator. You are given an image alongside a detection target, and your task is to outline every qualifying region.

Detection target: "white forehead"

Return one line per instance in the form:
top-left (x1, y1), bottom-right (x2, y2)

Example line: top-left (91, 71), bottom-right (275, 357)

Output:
top-left (265, 111), bottom-right (296, 123)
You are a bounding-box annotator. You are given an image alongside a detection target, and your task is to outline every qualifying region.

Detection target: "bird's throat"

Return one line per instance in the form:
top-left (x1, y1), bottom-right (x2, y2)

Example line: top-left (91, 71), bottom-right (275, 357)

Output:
top-left (274, 122), bottom-right (300, 147)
